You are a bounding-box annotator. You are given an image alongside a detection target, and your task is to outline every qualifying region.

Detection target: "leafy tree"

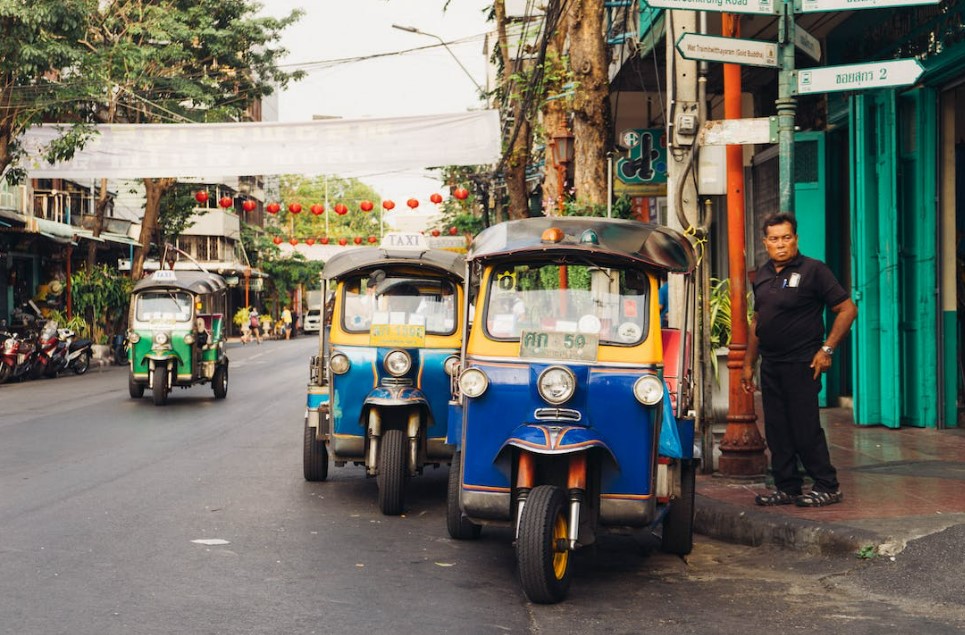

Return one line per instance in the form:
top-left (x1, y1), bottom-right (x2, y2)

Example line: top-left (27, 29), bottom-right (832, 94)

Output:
top-left (0, 1), bottom-right (94, 180)
top-left (70, 264), bottom-right (132, 343)
top-left (158, 183), bottom-right (209, 243)
top-left (259, 251), bottom-right (323, 316)
top-left (76, 0), bottom-right (305, 279)
top-left (274, 175), bottom-right (381, 241)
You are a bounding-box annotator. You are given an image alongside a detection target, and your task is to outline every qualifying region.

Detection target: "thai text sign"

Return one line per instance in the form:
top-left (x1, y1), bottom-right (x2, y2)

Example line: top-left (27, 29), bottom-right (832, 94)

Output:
top-left (370, 324), bottom-right (426, 347)
top-left (796, 59), bottom-right (924, 94)
top-left (519, 331), bottom-right (599, 362)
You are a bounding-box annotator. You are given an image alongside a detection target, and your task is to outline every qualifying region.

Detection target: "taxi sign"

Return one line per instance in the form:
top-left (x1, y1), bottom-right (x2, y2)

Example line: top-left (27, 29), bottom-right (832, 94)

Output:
top-left (381, 232), bottom-right (429, 251)
top-left (152, 270), bottom-right (177, 281)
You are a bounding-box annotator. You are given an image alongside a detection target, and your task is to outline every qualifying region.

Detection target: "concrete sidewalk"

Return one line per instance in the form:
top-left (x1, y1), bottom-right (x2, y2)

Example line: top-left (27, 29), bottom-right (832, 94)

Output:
top-left (694, 407), bottom-right (965, 557)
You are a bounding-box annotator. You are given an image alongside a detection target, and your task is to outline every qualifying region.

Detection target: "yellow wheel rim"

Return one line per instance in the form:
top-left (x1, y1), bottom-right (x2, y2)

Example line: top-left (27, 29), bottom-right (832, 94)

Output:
top-left (551, 512), bottom-right (569, 580)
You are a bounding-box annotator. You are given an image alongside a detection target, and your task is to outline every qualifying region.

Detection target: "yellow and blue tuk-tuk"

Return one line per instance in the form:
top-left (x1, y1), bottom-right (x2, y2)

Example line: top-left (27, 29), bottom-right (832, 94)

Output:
top-left (127, 268), bottom-right (229, 406)
top-left (304, 233), bottom-right (465, 515)
top-left (449, 217), bottom-right (697, 603)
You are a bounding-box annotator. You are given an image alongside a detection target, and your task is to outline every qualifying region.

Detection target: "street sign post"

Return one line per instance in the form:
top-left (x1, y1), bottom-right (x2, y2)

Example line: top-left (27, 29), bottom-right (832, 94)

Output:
top-left (799, 0), bottom-right (939, 13)
top-left (676, 33), bottom-right (778, 68)
top-left (796, 59), bottom-right (925, 95)
top-left (644, 0), bottom-right (776, 15)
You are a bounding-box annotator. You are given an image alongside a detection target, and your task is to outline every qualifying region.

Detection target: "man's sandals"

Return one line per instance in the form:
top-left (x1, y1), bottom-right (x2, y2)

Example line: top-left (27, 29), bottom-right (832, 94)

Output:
top-left (755, 489), bottom-right (843, 507)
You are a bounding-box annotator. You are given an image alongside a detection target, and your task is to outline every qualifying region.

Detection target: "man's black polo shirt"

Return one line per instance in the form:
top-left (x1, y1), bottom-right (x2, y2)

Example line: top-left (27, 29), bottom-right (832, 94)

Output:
top-left (752, 253), bottom-right (850, 363)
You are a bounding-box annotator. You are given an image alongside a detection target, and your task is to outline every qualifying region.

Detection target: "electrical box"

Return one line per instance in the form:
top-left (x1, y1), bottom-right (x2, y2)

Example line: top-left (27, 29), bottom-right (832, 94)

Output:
top-left (697, 145), bottom-right (727, 195)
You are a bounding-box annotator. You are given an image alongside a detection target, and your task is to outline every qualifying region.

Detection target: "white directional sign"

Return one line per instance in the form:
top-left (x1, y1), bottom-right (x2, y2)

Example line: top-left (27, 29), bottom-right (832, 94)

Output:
top-left (794, 25), bottom-right (821, 62)
top-left (699, 117), bottom-right (778, 146)
top-left (796, 59), bottom-right (924, 95)
top-left (799, 0), bottom-right (939, 13)
top-left (676, 33), bottom-right (778, 68)
top-left (645, 0), bottom-right (776, 15)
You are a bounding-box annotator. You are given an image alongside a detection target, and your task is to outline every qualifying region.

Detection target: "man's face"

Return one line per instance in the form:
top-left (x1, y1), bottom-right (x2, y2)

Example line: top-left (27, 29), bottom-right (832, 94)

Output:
top-left (763, 221), bottom-right (799, 266)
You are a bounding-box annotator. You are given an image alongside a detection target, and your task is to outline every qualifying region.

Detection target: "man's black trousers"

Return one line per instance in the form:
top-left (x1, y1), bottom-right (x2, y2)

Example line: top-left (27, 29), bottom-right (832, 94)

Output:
top-left (760, 359), bottom-right (839, 494)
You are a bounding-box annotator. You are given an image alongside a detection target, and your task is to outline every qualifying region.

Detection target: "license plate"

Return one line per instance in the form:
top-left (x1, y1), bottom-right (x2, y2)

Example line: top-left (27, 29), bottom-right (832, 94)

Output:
top-left (519, 331), bottom-right (599, 361)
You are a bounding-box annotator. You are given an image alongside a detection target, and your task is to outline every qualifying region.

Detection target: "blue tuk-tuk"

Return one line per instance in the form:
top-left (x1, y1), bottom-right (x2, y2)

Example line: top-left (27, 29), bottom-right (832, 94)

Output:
top-left (448, 217), bottom-right (697, 603)
top-left (304, 234), bottom-right (465, 515)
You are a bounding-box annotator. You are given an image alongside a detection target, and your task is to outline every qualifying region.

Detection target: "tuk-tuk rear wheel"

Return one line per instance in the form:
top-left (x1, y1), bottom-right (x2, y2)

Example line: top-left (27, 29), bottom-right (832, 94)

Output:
top-left (516, 485), bottom-right (571, 604)
top-left (377, 429), bottom-right (406, 515)
top-left (303, 415), bottom-right (329, 482)
top-left (661, 459), bottom-right (696, 555)
top-left (446, 451), bottom-right (481, 540)
top-left (212, 364), bottom-right (228, 399)
top-left (152, 366), bottom-right (168, 406)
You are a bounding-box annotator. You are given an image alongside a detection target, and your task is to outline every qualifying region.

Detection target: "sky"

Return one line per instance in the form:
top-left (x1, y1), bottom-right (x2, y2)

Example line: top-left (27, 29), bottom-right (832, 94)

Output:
top-left (259, 1), bottom-right (494, 228)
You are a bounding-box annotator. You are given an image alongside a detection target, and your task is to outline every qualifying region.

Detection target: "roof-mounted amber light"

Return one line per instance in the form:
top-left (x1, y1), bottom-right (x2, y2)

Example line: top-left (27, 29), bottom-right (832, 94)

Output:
top-left (541, 227), bottom-right (565, 243)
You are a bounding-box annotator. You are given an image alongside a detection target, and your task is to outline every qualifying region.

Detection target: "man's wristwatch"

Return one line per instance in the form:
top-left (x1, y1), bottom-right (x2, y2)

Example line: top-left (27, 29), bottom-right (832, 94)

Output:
top-left (821, 345), bottom-right (834, 356)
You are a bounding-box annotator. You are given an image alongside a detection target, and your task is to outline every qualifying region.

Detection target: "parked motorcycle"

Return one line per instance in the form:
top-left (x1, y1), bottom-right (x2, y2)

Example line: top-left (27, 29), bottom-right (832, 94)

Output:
top-left (61, 328), bottom-right (93, 375)
top-left (39, 323), bottom-right (93, 377)
top-left (0, 330), bottom-right (41, 384)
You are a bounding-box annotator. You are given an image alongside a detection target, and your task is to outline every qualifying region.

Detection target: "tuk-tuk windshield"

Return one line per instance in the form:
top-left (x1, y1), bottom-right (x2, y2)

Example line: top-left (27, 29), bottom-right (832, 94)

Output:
top-left (484, 263), bottom-right (651, 345)
top-left (342, 275), bottom-right (457, 335)
top-left (135, 291), bottom-right (194, 323)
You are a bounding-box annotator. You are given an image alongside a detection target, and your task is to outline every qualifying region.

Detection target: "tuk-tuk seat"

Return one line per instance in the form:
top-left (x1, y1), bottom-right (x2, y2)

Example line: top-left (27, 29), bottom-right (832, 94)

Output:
top-left (662, 328), bottom-right (690, 411)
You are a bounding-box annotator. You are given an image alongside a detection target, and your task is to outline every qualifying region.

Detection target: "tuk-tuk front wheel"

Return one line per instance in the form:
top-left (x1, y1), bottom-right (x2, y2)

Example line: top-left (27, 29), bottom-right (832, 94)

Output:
top-left (303, 415), bottom-right (329, 482)
top-left (129, 373), bottom-right (145, 399)
top-left (446, 451), bottom-right (481, 540)
top-left (377, 429), bottom-right (406, 516)
top-left (212, 364), bottom-right (228, 399)
top-left (152, 365), bottom-right (169, 406)
top-left (516, 485), bottom-right (572, 604)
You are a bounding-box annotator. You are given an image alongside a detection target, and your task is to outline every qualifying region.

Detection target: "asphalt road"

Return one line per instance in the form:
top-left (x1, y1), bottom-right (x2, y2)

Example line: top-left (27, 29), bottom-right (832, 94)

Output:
top-left (2, 336), bottom-right (963, 634)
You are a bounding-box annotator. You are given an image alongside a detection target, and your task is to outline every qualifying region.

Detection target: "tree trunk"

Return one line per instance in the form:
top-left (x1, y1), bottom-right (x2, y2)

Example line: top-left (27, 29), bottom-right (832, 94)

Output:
top-left (131, 177), bottom-right (175, 280)
top-left (542, 9), bottom-right (570, 216)
top-left (568, 0), bottom-right (610, 206)
top-left (495, 0), bottom-right (532, 221)
top-left (86, 178), bottom-right (110, 269)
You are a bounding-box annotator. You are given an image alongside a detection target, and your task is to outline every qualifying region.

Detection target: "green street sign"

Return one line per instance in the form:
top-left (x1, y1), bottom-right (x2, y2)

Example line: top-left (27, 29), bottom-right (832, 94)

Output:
top-left (796, 59), bottom-right (925, 95)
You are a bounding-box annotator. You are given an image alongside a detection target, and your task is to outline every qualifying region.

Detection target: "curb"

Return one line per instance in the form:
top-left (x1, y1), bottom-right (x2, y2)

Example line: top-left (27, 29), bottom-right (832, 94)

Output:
top-left (694, 494), bottom-right (884, 557)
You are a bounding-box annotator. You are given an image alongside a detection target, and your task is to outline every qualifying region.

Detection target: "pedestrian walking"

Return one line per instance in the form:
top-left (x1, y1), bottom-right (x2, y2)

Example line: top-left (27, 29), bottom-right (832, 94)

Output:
top-left (741, 212), bottom-right (857, 508)
top-left (282, 306), bottom-right (293, 340)
top-left (248, 307), bottom-right (262, 344)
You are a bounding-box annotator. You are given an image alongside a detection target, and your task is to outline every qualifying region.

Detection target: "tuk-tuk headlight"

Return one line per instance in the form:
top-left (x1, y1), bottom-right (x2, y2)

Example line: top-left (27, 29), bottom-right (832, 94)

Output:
top-left (633, 374), bottom-right (664, 406)
top-left (330, 352), bottom-right (350, 375)
top-left (183, 332), bottom-right (195, 345)
top-left (384, 350), bottom-right (411, 376)
top-left (153, 332), bottom-right (171, 348)
top-left (537, 366), bottom-right (576, 405)
top-left (459, 367), bottom-right (489, 398)
top-left (444, 355), bottom-right (460, 376)
top-left (128, 331), bottom-right (140, 344)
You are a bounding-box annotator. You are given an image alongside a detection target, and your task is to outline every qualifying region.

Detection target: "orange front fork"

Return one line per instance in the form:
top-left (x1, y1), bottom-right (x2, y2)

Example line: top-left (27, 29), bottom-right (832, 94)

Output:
top-left (514, 450), bottom-right (587, 549)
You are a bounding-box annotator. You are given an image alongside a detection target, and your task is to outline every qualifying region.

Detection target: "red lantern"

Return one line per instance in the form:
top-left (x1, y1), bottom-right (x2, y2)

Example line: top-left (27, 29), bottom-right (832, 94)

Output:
top-left (321, 237), bottom-right (330, 245)
top-left (449, 226), bottom-right (458, 236)
top-left (288, 202), bottom-right (302, 214)
top-left (195, 191), bottom-right (209, 204)
top-left (306, 238), bottom-right (316, 246)
top-left (266, 202), bottom-right (281, 214)
top-left (360, 200), bottom-right (374, 212)
top-left (367, 235), bottom-right (377, 244)
top-left (218, 196), bottom-right (232, 209)
top-left (453, 187), bottom-right (469, 200)
top-left (310, 204), bottom-right (324, 216)
top-left (382, 200), bottom-right (395, 211)
top-left (242, 200), bottom-right (256, 213)
top-left (353, 237), bottom-right (363, 245)
top-left (290, 238), bottom-right (299, 246)
top-left (338, 237), bottom-right (348, 246)
top-left (431, 229), bottom-right (440, 237)
top-left (334, 203), bottom-right (348, 216)
top-left (430, 193), bottom-right (443, 204)
top-left (272, 236), bottom-right (283, 245)
top-left (406, 198), bottom-right (419, 209)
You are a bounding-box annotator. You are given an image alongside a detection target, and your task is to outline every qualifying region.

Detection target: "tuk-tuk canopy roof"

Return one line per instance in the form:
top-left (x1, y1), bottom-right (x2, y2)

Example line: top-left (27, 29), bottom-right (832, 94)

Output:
top-left (321, 247), bottom-right (465, 282)
top-left (468, 217), bottom-right (696, 274)
top-left (132, 269), bottom-right (228, 295)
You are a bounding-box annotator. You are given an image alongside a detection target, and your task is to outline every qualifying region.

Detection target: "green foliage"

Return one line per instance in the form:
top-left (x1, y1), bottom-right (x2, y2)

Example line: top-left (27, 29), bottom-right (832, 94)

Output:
top-left (709, 277), bottom-right (733, 351)
top-left (561, 195), bottom-right (635, 220)
top-left (70, 265), bottom-right (132, 344)
top-left (275, 175), bottom-right (380, 240)
top-left (159, 183), bottom-right (208, 242)
top-left (44, 309), bottom-right (89, 338)
top-left (856, 545), bottom-right (878, 560)
top-left (258, 251), bottom-right (323, 311)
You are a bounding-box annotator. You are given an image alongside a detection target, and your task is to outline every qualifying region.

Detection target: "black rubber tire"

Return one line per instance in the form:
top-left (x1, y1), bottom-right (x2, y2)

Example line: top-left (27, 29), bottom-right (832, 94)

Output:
top-left (377, 429), bottom-right (406, 516)
top-left (152, 365), bottom-right (168, 406)
top-left (129, 373), bottom-right (145, 398)
top-left (303, 414), bottom-right (329, 482)
top-left (446, 451), bottom-right (481, 540)
top-left (661, 459), bottom-right (696, 555)
top-left (72, 351), bottom-right (91, 375)
top-left (0, 362), bottom-right (11, 384)
top-left (516, 485), bottom-right (572, 604)
top-left (212, 364), bottom-right (228, 399)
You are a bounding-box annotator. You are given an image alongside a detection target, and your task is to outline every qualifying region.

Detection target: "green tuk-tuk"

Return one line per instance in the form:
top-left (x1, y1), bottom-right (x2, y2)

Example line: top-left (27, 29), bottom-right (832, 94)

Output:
top-left (127, 268), bottom-right (229, 406)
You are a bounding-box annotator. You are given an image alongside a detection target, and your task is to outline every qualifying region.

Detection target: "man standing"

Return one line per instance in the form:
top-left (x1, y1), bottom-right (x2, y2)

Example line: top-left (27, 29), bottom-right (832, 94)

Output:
top-left (741, 213), bottom-right (857, 508)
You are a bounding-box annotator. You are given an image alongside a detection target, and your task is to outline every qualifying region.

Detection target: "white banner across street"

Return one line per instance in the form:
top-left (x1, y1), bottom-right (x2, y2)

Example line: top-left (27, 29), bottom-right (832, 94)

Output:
top-left (20, 110), bottom-right (501, 179)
